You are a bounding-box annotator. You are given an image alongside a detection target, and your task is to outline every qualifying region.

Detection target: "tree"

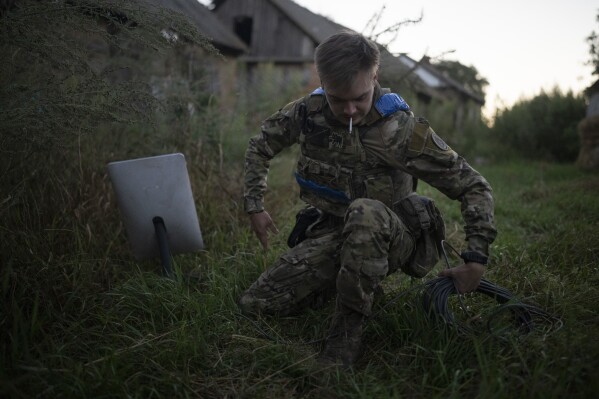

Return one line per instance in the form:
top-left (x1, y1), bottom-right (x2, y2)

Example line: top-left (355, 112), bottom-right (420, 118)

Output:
top-left (433, 60), bottom-right (489, 99)
top-left (362, 5), bottom-right (423, 48)
top-left (490, 88), bottom-right (585, 162)
top-left (586, 10), bottom-right (599, 75)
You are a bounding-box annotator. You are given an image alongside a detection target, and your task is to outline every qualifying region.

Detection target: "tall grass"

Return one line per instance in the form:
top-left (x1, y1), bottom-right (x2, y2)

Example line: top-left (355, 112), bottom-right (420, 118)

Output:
top-left (4, 96), bottom-right (595, 397)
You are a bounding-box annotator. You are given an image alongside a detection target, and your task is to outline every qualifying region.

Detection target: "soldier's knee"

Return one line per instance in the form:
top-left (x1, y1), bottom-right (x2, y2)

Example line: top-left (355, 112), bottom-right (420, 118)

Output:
top-left (344, 198), bottom-right (390, 231)
top-left (237, 290), bottom-right (295, 316)
top-left (346, 198), bottom-right (382, 214)
top-left (238, 291), bottom-right (265, 316)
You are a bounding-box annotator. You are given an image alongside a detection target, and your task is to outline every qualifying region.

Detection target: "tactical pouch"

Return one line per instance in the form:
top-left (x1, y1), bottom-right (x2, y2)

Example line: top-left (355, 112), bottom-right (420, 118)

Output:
top-left (287, 207), bottom-right (321, 248)
top-left (287, 206), bottom-right (344, 248)
top-left (394, 194), bottom-right (445, 278)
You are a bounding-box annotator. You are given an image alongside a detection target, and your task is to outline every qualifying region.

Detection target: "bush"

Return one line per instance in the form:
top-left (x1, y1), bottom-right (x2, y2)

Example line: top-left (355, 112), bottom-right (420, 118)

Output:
top-left (490, 88), bottom-right (586, 162)
top-left (0, 0), bottom-right (215, 152)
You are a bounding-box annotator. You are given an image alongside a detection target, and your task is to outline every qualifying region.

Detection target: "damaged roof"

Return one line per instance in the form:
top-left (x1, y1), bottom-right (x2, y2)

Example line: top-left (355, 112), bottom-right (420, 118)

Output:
top-left (142, 0), bottom-right (248, 54)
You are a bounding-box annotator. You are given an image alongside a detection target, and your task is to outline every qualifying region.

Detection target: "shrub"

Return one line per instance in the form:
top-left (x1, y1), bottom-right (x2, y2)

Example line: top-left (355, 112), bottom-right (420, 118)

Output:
top-left (490, 88), bottom-right (586, 162)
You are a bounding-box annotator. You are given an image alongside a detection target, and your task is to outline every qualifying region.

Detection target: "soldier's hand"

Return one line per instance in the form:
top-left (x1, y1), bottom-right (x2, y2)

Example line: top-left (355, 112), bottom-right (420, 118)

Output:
top-left (249, 211), bottom-right (279, 250)
top-left (438, 262), bottom-right (484, 294)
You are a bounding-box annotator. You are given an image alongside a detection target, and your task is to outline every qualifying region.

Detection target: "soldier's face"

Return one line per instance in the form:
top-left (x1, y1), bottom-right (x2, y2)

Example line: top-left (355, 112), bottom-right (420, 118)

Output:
top-left (322, 68), bottom-right (377, 126)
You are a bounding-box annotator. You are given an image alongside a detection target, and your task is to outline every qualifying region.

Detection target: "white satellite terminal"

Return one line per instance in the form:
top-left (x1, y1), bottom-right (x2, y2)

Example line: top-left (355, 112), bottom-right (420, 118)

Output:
top-left (107, 153), bottom-right (204, 277)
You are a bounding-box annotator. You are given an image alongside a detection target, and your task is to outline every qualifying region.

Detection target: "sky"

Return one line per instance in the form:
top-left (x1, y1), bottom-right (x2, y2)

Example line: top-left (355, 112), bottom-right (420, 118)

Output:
top-left (200, 0), bottom-right (598, 119)
top-left (293, 0), bottom-right (598, 119)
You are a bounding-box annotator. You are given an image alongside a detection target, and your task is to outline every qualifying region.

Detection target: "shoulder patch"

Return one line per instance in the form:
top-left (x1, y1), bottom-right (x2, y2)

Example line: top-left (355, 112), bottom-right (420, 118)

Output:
top-left (406, 118), bottom-right (457, 166)
top-left (311, 87), bottom-right (325, 96)
top-left (431, 132), bottom-right (449, 150)
top-left (375, 93), bottom-right (410, 117)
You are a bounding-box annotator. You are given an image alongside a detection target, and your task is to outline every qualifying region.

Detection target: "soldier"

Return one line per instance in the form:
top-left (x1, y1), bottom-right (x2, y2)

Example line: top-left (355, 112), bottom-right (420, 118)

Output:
top-left (240, 31), bottom-right (496, 367)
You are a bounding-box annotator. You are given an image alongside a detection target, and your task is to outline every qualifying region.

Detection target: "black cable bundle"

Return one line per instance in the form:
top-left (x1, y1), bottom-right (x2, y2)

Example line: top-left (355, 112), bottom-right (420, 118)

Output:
top-left (421, 242), bottom-right (562, 336)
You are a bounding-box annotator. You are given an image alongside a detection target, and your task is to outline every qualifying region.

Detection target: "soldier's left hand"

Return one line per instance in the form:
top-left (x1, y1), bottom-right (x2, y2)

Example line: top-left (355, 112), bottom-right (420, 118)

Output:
top-left (437, 262), bottom-right (484, 294)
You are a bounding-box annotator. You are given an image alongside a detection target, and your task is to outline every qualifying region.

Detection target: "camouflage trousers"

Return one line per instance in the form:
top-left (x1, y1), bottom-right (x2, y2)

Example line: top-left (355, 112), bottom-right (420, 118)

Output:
top-left (239, 198), bottom-right (416, 317)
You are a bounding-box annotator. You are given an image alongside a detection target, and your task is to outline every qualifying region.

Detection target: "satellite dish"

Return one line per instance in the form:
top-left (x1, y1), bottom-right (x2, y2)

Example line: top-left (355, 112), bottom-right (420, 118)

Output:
top-left (107, 153), bottom-right (204, 277)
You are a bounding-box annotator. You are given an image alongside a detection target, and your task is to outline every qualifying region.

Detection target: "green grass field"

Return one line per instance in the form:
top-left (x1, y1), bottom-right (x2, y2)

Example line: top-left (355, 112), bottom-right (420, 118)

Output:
top-left (2, 141), bottom-right (598, 398)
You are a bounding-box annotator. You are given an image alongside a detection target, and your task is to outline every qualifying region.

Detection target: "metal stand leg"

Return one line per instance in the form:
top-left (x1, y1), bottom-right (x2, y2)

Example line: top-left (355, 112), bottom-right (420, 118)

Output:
top-left (153, 216), bottom-right (174, 279)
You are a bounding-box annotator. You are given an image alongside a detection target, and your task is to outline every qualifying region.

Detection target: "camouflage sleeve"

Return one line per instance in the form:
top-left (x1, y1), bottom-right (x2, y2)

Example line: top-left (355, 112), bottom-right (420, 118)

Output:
top-left (404, 117), bottom-right (497, 257)
top-left (370, 114), bottom-right (497, 257)
top-left (243, 99), bottom-right (303, 213)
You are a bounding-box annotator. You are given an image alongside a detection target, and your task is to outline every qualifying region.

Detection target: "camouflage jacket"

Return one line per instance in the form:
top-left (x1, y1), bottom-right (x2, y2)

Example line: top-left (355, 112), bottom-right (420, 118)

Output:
top-left (244, 84), bottom-right (497, 257)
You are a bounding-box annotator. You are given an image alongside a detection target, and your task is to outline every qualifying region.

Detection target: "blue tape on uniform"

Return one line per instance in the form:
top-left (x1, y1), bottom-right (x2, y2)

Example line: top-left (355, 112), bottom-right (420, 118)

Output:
top-left (375, 93), bottom-right (410, 117)
top-left (295, 173), bottom-right (351, 204)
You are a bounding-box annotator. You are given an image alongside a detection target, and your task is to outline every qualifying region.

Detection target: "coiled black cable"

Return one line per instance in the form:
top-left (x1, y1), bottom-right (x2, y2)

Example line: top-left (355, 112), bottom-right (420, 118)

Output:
top-left (419, 241), bottom-right (562, 336)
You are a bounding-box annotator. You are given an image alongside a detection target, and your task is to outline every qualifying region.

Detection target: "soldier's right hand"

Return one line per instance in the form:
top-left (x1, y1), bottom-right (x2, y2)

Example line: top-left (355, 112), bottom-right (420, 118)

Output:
top-left (249, 211), bottom-right (279, 250)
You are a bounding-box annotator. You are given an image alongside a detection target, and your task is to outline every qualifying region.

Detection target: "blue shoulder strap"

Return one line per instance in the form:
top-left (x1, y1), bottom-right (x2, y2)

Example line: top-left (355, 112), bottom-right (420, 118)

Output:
top-left (311, 87), bottom-right (325, 96)
top-left (375, 93), bottom-right (410, 117)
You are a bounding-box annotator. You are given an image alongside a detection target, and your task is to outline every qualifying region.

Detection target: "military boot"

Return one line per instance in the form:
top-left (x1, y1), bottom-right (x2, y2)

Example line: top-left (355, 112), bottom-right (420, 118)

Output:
top-left (318, 302), bottom-right (365, 368)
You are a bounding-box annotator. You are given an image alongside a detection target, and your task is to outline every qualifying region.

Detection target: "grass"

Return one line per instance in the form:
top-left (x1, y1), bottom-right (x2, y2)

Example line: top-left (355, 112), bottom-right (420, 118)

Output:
top-left (1, 123), bottom-right (599, 398)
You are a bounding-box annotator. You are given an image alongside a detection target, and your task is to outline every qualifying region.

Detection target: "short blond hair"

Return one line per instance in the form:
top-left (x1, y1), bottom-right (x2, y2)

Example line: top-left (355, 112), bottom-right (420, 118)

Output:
top-left (314, 31), bottom-right (380, 89)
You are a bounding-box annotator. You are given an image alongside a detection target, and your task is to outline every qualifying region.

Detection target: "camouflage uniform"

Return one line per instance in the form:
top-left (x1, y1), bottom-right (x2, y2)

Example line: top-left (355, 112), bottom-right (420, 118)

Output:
top-left (241, 83), bottom-right (496, 320)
